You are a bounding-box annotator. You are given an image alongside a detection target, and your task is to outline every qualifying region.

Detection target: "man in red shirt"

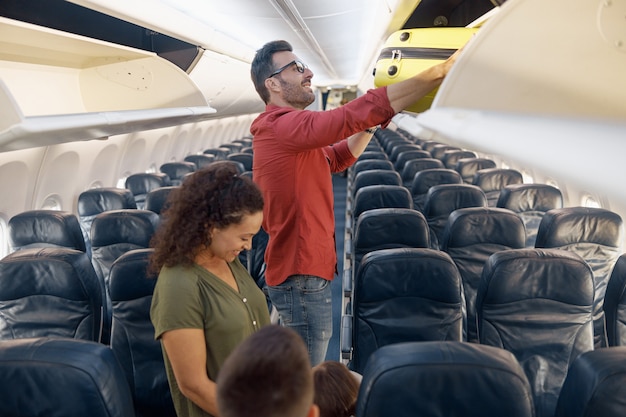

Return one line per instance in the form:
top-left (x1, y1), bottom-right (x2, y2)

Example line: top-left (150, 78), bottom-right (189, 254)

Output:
top-left (250, 40), bottom-right (461, 365)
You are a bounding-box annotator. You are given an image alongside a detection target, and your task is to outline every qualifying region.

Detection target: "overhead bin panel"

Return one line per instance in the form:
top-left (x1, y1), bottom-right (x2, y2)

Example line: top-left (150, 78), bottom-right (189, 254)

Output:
top-left (433, 0), bottom-right (626, 121)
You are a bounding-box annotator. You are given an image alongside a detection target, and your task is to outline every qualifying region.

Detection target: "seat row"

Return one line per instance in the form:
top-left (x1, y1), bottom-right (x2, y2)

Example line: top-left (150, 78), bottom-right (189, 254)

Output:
top-left (340, 129), bottom-right (625, 417)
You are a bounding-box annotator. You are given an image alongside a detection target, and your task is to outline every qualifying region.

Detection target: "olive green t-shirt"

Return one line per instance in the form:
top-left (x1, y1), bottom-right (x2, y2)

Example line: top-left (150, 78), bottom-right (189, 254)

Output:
top-left (150, 258), bottom-right (271, 417)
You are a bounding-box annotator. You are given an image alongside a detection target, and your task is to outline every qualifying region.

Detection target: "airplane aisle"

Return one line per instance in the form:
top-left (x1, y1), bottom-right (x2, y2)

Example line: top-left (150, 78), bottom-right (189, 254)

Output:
top-left (327, 173), bottom-right (348, 362)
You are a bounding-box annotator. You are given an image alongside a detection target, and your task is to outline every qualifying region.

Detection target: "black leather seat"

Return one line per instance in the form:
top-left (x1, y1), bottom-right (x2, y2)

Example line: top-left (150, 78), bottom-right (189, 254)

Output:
top-left (351, 169), bottom-right (401, 198)
top-left (352, 184), bottom-right (413, 223)
top-left (159, 161), bottom-right (196, 186)
top-left (355, 341), bottom-right (534, 417)
top-left (603, 254), bottom-right (626, 346)
top-left (145, 186), bottom-right (177, 216)
top-left (555, 346), bottom-right (626, 417)
top-left (90, 209), bottom-right (160, 285)
top-left (393, 149), bottom-right (431, 172)
top-left (441, 150), bottom-right (477, 169)
top-left (430, 144), bottom-right (461, 160)
top-left (78, 187), bottom-right (137, 256)
top-left (535, 206), bottom-right (624, 348)
top-left (343, 248), bottom-right (465, 373)
top-left (0, 248), bottom-right (105, 342)
top-left (125, 172), bottom-right (170, 209)
top-left (203, 147), bottom-right (230, 160)
top-left (496, 183), bottom-right (563, 247)
top-left (349, 159), bottom-right (394, 183)
top-left (0, 337), bottom-right (136, 417)
top-left (440, 207), bottom-right (526, 342)
top-left (472, 168), bottom-right (524, 206)
top-left (422, 184), bottom-right (487, 249)
top-left (388, 143), bottom-right (422, 162)
top-left (344, 208), bottom-right (431, 299)
top-left (410, 168), bottom-right (463, 213)
top-left (184, 154), bottom-right (216, 169)
top-left (400, 157), bottom-right (444, 188)
top-left (8, 209), bottom-right (86, 252)
top-left (455, 157), bottom-right (497, 183)
top-left (476, 248), bottom-right (594, 417)
top-left (227, 152), bottom-right (253, 172)
top-left (109, 249), bottom-right (177, 417)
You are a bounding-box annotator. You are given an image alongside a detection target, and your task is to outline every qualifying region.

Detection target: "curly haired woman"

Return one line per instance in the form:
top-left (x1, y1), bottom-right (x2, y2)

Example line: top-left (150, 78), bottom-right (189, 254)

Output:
top-left (150, 161), bottom-right (271, 417)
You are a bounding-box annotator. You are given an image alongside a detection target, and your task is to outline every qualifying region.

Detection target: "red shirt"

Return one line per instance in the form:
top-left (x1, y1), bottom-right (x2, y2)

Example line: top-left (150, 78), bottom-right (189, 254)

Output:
top-left (251, 87), bottom-right (395, 286)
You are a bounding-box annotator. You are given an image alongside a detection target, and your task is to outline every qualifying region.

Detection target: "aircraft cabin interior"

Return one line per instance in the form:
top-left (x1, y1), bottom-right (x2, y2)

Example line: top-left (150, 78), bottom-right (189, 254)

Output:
top-left (0, 0), bottom-right (625, 416)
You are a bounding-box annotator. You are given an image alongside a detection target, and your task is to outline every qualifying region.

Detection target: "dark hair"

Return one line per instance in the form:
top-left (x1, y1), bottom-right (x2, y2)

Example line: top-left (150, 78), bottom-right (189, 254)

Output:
top-left (313, 361), bottom-right (360, 417)
top-left (217, 325), bottom-right (314, 417)
top-left (149, 161), bottom-right (263, 274)
top-left (251, 40), bottom-right (293, 104)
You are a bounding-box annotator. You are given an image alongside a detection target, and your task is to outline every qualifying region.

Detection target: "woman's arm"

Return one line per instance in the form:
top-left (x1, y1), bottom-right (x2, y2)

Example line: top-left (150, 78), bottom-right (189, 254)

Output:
top-left (161, 328), bottom-right (220, 416)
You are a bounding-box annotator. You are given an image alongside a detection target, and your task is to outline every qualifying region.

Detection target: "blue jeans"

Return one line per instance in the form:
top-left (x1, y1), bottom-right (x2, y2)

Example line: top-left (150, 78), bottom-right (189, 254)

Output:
top-left (267, 275), bottom-right (333, 366)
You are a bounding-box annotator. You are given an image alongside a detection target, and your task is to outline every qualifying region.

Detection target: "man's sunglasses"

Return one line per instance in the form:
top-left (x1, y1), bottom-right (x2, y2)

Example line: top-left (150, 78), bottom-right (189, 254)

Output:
top-left (267, 60), bottom-right (308, 78)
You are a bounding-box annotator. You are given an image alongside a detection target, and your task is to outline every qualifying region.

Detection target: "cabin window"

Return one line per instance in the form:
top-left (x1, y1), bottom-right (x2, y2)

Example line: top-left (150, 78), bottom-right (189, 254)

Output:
top-left (582, 195), bottom-right (601, 208)
top-left (41, 195), bottom-right (62, 211)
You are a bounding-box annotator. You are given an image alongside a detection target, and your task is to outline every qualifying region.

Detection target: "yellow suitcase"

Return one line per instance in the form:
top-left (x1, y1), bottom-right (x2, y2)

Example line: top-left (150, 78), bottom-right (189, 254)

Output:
top-left (374, 27), bottom-right (478, 113)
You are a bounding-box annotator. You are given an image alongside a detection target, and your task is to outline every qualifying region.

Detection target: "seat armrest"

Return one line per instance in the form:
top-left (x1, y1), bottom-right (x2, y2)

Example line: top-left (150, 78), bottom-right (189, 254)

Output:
top-left (341, 314), bottom-right (353, 360)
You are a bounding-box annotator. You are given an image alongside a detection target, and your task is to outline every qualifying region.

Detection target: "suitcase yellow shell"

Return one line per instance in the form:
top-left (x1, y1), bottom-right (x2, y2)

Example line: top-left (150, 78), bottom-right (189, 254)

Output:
top-left (374, 27), bottom-right (478, 113)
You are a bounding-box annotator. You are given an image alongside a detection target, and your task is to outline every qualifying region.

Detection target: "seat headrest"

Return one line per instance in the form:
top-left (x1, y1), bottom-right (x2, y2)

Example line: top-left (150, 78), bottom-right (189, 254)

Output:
top-left (442, 207), bottom-right (526, 248)
top-left (108, 248), bottom-right (156, 301)
top-left (90, 209), bottom-right (159, 247)
top-left (497, 183), bottom-right (563, 212)
top-left (353, 185), bottom-right (413, 218)
top-left (472, 168), bottom-right (523, 192)
top-left (536, 207), bottom-right (624, 248)
top-left (159, 161), bottom-right (196, 179)
top-left (357, 341), bottom-right (534, 417)
top-left (125, 172), bottom-right (169, 195)
top-left (479, 248), bottom-right (594, 306)
top-left (423, 184), bottom-right (487, 216)
top-left (145, 186), bottom-right (177, 215)
top-left (354, 208), bottom-right (429, 249)
top-left (411, 169), bottom-right (462, 195)
top-left (8, 210), bottom-right (86, 252)
top-left (78, 187), bottom-right (137, 216)
top-left (354, 170), bottom-right (401, 189)
top-left (0, 337), bottom-right (135, 417)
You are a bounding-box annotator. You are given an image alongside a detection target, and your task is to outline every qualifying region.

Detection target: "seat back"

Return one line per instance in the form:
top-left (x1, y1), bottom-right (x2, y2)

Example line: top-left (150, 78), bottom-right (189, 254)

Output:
top-left (472, 168), bottom-right (524, 206)
top-left (145, 186), bottom-right (177, 216)
top-left (455, 157), bottom-right (497, 183)
top-left (388, 143), bottom-right (422, 163)
top-left (350, 248), bottom-right (465, 373)
top-left (109, 249), bottom-right (177, 417)
top-left (125, 173), bottom-right (170, 209)
top-left (352, 208), bottom-right (430, 275)
top-left (536, 206), bottom-right (624, 347)
top-left (8, 209), bottom-right (86, 252)
top-left (442, 150), bottom-right (477, 169)
top-left (0, 337), bottom-right (136, 417)
top-left (422, 184), bottom-right (487, 249)
top-left (352, 169), bottom-right (401, 197)
top-left (603, 254), bottom-right (626, 346)
top-left (476, 248), bottom-right (594, 417)
top-left (356, 341), bottom-right (534, 417)
top-left (0, 248), bottom-right (104, 342)
top-left (90, 209), bottom-right (160, 285)
top-left (159, 161), bottom-right (195, 186)
top-left (430, 144), bottom-right (461, 160)
top-left (441, 207), bottom-right (526, 342)
top-left (410, 168), bottom-right (463, 213)
top-left (555, 346), bottom-right (626, 417)
top-left (349, 159), bottom-right (394, 183)
top-left (352, 184), bottom-right (413, 221)
top-left (392, 149), bottom-right (430, 171)
top-left (496, 183), bottom-right (564, 247)
top-left (184, 154), bottom-right (216, 170)
top-left (227, 152), bottom-right (253, 172)
top-left (78, 187), bottom-right (137, 256)
top-left (203, 147), bottom-right (230, 160)
top-left (400, 157), bottom-right (443, 187)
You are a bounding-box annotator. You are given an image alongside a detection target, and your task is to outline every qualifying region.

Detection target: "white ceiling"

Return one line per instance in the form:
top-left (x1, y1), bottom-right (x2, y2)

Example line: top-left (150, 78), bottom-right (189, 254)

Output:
top-left (71, 0), bottom-right (419, 88)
